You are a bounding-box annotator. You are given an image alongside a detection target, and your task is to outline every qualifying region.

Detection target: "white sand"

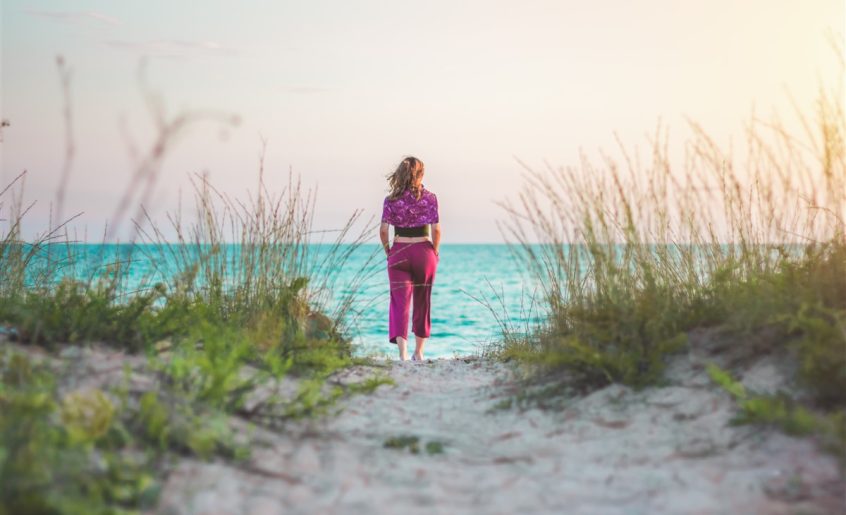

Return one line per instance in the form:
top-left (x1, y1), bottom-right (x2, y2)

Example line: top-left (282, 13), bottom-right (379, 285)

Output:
top-left (157, 354), bottom-right (845, 515)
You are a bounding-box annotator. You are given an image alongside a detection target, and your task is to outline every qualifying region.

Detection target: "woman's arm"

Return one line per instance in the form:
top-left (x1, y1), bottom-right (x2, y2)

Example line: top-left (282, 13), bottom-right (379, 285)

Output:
top-left (431, 222), bottom-right (441, 256)
top-left (379, 222), bottom-right (391, 257)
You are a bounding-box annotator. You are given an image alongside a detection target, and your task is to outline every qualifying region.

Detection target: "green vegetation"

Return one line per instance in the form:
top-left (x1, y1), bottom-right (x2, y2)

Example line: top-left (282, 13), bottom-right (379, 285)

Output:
top-left (496, 70), bottom-right (845, 448)
top-left (384, 434), bottom-right (421, 453)
top-left (707, 364), bottom-right (845, 456)
top-left (0, 56), bottom-right (395, 509)
top-left (424, 440), bottom-right (446, 455)
top-left (1, 351), bottom-right (160, 515)
top-left (383, 435), bottom-right (446, 455)
top-left (0, 138), bottom-right (381, 511)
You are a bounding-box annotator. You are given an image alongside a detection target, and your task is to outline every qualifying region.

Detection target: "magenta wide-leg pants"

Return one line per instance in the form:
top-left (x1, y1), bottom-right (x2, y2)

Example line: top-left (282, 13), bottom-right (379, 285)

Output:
top-left (387, 241), bottom-right (438, 343)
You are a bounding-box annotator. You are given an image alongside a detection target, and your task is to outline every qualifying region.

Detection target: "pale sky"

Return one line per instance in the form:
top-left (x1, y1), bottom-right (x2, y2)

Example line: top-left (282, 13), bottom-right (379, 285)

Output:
top-left (1, 0), bottom-right (843, 242)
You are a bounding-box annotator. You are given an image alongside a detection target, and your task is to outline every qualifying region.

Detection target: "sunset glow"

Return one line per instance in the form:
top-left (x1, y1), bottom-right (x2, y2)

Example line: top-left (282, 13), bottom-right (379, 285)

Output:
top-left (1, 0), bottom-right (843, 241)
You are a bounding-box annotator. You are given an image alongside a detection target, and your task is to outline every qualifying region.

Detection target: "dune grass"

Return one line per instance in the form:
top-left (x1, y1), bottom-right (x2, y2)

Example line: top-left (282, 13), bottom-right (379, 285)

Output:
top-left (496, 75), bottom-right (845, 450)
top-left (0, 164), bottom-right (385, 513)
top-left (0, 59), bottom-right (384, 511)
top-left (0, 56), bottom-right (389, 514)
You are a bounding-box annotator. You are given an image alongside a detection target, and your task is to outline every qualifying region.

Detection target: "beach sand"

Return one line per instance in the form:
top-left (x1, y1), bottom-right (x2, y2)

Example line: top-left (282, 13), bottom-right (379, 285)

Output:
top-left (154, 352), bottom-right (844, 515)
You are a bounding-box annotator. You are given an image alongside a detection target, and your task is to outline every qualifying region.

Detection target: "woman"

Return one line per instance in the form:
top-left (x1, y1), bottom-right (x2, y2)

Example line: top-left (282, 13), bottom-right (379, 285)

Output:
top-left (380, 156), bottom-right (441, 361)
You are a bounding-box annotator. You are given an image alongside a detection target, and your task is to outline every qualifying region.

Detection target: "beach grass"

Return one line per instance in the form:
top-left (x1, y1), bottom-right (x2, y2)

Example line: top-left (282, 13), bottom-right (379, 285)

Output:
top-left (0, 55), bottom-right (396, 512)
top-left (496, 74), bottom-right (845, 451)
top-left (0, 94), bottom-right (381, 513)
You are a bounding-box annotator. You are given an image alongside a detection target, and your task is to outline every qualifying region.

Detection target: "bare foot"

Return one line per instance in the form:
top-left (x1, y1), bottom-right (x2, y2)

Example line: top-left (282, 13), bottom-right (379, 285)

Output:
top-left (397, 337), bottom-right (409, 361)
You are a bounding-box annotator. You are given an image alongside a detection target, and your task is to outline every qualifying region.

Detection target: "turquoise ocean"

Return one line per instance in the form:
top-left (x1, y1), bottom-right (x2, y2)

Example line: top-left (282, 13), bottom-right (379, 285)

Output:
top-left (41, 244), bottom-right (545, 359)
top-left (337, 244), bottom-right (544, 358)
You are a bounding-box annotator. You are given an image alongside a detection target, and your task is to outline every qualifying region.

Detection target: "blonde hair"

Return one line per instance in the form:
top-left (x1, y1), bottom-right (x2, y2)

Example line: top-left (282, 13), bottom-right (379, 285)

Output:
top-left (387, 156), bottom-right (425, 200)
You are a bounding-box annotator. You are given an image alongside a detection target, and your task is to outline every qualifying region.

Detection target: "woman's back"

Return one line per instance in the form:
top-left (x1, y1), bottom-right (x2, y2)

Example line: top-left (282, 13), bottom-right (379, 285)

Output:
top-left (381, 187), bottom-right (439, 228)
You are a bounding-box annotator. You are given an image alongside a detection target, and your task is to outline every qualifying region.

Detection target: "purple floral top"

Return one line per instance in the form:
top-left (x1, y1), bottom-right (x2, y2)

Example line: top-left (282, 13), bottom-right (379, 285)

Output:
top-left (381, 186), bottom-right (439, 227)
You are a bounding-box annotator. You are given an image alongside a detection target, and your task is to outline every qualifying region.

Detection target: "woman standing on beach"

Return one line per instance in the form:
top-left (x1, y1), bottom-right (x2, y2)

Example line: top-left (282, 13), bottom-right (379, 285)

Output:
top-left (380, 156), bottom-right (441, 361)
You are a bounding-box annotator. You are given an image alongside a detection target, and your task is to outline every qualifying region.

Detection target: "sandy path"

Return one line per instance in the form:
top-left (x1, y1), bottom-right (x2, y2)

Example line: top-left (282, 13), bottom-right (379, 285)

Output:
top-left (158, 357), bottom-right (844, 515)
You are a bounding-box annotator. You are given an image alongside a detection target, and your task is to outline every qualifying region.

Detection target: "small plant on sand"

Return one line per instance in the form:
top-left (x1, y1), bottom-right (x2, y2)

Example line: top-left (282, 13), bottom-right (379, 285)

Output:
top-left (384, 434), bottom-right (421, 453)
top-left (383, 435), bottom-right (446, 455)
top-left (424, 440), bottom-right (445, 455)
top-left (707, 364), bottom-right (845, 457)
top-left (0, 350), bottom-right (160, 514)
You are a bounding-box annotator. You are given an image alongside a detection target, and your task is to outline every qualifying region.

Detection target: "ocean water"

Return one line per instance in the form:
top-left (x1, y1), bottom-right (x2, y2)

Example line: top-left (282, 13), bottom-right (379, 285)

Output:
top-left (26, 243), bottom-right (546, 358)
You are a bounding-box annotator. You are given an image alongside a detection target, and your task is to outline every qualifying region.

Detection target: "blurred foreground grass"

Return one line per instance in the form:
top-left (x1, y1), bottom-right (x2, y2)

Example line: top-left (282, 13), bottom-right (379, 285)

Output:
top-left (0, 75), bottom-right (384, 511)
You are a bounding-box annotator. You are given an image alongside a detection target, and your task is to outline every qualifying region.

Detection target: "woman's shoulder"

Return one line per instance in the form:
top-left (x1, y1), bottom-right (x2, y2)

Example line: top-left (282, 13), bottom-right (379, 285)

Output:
top-left (421, 187), bottom-right (437, 200)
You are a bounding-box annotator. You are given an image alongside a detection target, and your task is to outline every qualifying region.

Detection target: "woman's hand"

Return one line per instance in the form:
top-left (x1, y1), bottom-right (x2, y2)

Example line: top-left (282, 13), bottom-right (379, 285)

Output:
top-left (431, 223), bottom-right (441, 260)
top-left (380, 222), bottom-right (391, 259)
